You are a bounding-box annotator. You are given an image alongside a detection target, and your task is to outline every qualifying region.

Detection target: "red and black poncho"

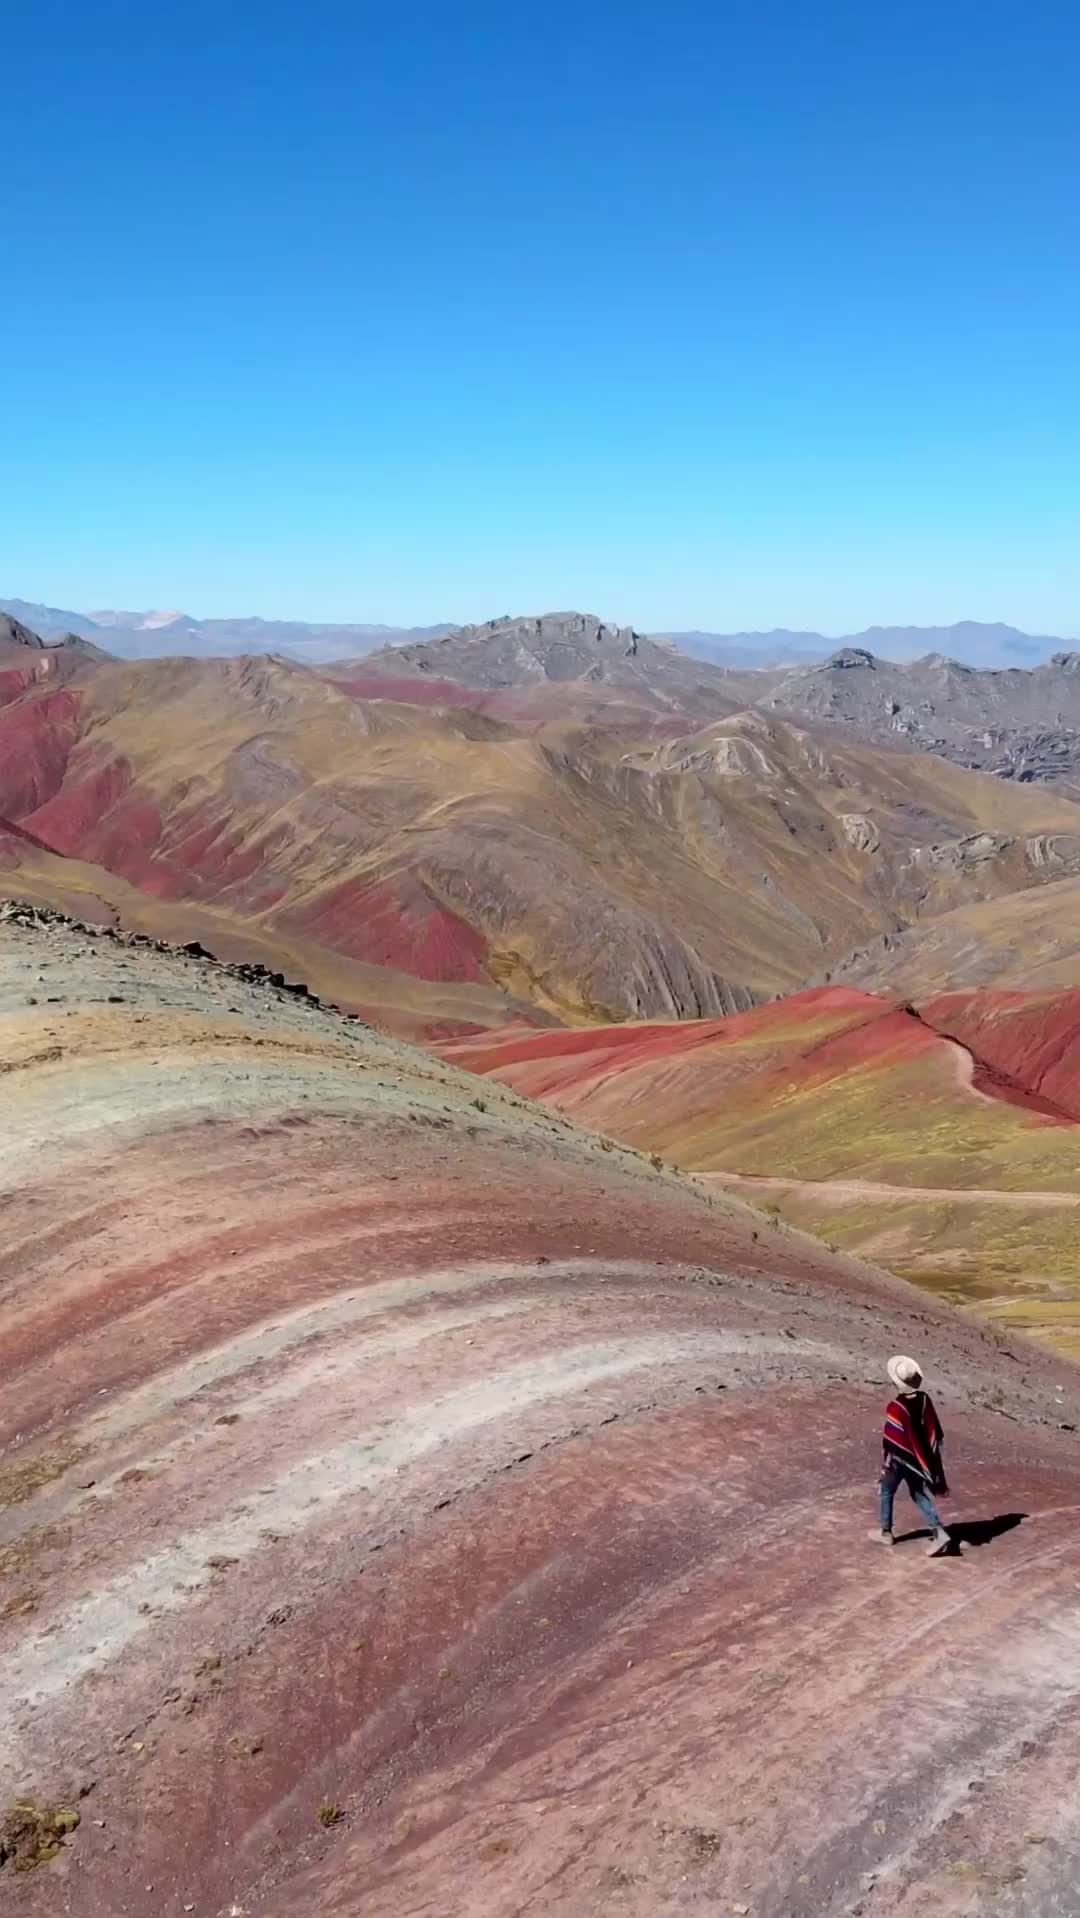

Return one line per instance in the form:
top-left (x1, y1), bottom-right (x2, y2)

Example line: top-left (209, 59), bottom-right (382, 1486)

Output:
top-left (883, 1391), bottom-right (948, 1494)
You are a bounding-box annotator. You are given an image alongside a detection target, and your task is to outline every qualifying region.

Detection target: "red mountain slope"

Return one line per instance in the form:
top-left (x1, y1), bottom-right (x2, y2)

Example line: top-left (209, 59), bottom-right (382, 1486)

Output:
top-left (5, 913), bottom-right (1080, 1914)
top-left (439, 988), bottom-right (1080, 1349)
top-left (4, 655), bottom-right (1080, 1030)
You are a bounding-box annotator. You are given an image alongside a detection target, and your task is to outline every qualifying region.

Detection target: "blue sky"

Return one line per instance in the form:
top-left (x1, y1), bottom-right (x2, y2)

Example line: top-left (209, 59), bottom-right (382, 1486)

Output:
top-left (3, 0), bottom-right (1078, 634)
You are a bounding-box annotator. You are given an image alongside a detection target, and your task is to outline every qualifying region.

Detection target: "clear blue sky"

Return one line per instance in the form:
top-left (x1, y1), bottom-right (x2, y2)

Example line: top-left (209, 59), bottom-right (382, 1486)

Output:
top-left (3, 0), bottom-right (1078, 634)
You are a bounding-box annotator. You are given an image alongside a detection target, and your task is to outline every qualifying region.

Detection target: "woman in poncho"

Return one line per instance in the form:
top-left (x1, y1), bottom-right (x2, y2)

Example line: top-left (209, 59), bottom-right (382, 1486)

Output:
top-left (873, 1355), bottom-right (952, 1556)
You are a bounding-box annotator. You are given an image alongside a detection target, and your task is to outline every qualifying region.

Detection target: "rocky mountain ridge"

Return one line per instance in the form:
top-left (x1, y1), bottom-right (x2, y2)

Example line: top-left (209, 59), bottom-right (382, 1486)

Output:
top-left (727, 644), bottom-right (1080, 792)
top-left (360, 615), bottom-right (1080, 794)
top-left (356, 609), bottom-right (742, 718)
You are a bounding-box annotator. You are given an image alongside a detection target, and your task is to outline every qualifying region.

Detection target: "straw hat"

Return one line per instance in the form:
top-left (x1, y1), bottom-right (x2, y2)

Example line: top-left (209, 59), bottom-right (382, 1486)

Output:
top-left (887, 1354), bottom-right (923, 1394)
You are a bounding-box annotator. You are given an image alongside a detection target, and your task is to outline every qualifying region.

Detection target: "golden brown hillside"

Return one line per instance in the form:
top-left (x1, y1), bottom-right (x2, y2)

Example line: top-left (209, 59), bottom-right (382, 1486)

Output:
top-left (3, 653), bottom-right (1080, 1027)
top-left (440, 987), bottom-right (1080, 1356)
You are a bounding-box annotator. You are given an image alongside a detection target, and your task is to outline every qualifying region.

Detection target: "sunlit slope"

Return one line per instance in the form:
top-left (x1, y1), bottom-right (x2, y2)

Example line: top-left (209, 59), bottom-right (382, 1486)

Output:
top-left (841, 870), bottom-right (1080, 996)
top-left (6, 917), bottom-right (1080, 1915)
top-left (441, 989), bottom-right (1080, 1353)
top-left (0, 819), bottom-right (537, 1040)
top-left (4, 658), bottom-right (1080, 1024)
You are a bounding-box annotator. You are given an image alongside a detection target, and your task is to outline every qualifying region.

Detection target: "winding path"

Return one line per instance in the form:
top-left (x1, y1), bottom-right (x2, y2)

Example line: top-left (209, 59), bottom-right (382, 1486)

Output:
top-left (706, 1169), bottom-right (1080, 1207)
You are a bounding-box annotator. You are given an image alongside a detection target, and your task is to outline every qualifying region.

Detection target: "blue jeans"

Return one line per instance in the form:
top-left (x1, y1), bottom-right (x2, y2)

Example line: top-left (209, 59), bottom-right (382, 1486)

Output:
top-left (879, 1459), bottom-right (943, 1532)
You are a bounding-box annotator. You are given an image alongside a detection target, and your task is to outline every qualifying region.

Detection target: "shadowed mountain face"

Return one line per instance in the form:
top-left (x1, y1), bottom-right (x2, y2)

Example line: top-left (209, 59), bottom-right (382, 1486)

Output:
top-left (440, 985), bottom-right (1080, 1354)
top-left (0, 613), bottom-right (47, 652)
top-left (0, 617), bottom-right (111, 709)
top-left (3, 650), bottom-right (1080, 1027)
top-left (6, 913), bottom-right (1080, 1915)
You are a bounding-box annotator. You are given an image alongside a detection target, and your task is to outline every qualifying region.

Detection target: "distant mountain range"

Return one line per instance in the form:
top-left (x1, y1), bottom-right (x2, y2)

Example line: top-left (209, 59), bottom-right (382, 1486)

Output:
top-left (0, 598), bottom-right (454, 664)
top-left (3, 596), bottom-right (1075, 668)
top-left (662, 620), bottom-right (1075, 668)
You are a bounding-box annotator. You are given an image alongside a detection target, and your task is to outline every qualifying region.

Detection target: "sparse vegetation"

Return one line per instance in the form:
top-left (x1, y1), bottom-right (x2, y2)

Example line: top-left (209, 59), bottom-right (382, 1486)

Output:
top-left (317, 1800), bottom-right (343, 1828)
top-left (0, 1444), bottom-right (86, 1508)
top-left (685, 1824), bottom-right (724, 1860)
top-left (0, 1801), bottom-right (80, 1873)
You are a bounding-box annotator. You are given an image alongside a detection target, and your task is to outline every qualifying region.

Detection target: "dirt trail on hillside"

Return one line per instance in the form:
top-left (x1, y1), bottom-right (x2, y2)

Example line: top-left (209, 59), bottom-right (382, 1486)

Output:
top-left (707, 1170), bottom-right (1080, 1207)
top-left (946, 1033), bottom-right (997, 1104)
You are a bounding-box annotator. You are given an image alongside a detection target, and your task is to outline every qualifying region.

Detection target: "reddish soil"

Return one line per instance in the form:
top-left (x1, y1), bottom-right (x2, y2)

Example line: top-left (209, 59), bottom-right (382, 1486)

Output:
top-left (287, 872), bottom-right (492, 981)
top-left (445, 985), bottom-right (1080, 1136)
top-left (924, 988), bottom-right (1080, 1122)
top-left (331, 671), bottom-right (484, 710)
top-left (0, 687), bottom-right (83, 817)
top-left (5, 920), bottom-right (1080, 1916)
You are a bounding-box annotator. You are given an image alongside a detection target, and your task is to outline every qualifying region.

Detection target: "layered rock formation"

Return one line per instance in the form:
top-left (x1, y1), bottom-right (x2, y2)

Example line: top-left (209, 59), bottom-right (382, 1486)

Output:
top-left (6, 917), bottom-right (1080, 1913)
top-left (3, 648), bottom-right (1080, 1029)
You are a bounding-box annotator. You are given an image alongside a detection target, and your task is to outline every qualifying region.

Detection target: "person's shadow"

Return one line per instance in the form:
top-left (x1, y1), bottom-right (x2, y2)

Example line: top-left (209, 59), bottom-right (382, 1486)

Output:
top-left (894, 1513), bottom-right (1027, 1552)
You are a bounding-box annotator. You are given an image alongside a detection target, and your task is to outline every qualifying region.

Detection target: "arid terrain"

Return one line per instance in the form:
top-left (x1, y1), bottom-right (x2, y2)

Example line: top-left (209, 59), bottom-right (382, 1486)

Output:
top-left (713, 644), bottom-right (1080, 792)
top-left (5, 910), bottom-right (1080, 1915)
top-left (441, 987), bottom-right (1080, 1358)
top-left (5, 615), bottom-right (1080, 1036)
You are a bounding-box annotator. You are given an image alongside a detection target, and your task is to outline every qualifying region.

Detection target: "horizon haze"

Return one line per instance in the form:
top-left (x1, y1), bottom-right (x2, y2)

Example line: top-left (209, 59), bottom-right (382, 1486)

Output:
top-left (3, 593), bottom-right (1077, 668)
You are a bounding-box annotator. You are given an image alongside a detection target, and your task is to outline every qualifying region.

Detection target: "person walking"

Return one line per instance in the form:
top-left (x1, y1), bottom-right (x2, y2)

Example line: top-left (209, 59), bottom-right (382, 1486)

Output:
top-left (872, 1355), bottom-right (952, 1556)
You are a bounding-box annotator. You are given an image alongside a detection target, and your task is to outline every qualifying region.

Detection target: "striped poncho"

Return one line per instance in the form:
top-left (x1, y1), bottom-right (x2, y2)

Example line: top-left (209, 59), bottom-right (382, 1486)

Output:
top-left (883, 1390), bottom-right (948, 1494)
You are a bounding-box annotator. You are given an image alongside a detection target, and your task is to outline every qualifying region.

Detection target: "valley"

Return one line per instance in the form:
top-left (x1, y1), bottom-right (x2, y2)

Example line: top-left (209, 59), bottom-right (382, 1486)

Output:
top-left (4, 606), bottom-right (1080, 1370)
top-left (441, 987), bottom-right (1080, 1358)
top-left (6, 607), bottom-right (1080, 1909)
top-left (5, 616), bottom-right (1080, 1034)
